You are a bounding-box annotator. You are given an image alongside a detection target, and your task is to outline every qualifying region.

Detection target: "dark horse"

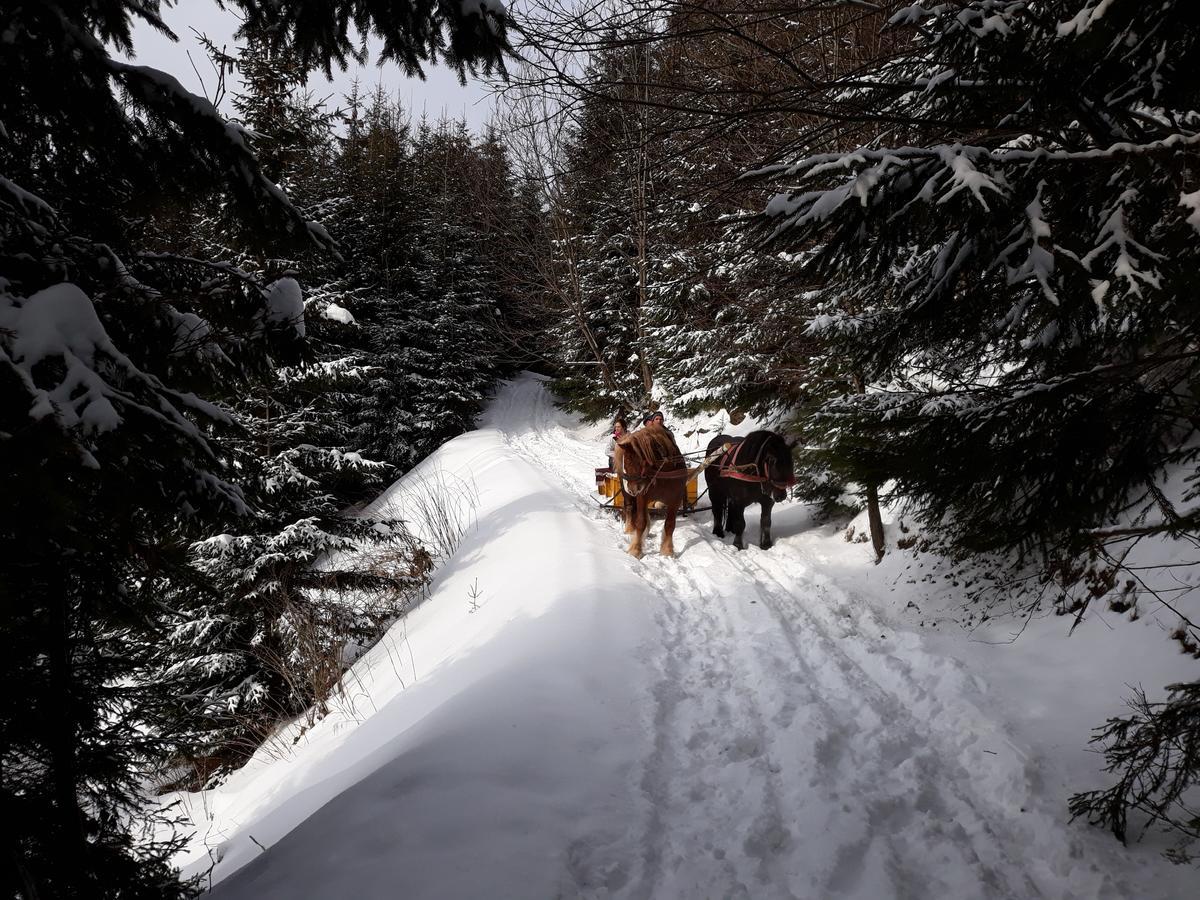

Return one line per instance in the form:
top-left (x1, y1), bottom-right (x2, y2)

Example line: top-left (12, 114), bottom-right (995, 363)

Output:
top-left (613, 424), bottom-right (689, 558)
top-left (705, 430), bottom-right (795, 550)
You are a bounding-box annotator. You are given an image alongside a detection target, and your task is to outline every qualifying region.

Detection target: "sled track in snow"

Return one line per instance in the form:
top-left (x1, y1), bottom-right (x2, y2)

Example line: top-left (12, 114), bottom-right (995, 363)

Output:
top-left (489, 377), bottom-right (1127, 900)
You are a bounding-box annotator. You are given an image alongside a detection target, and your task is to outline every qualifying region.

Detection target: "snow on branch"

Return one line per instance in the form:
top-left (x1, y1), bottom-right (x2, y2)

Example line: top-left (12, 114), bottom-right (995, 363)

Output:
top-left (1179, 190), bottom-right (1200, 235)
top-left (890, 1), bottom-right (1023, 37)
top-left (263, 277), bottom-right (306, 338)
top-left (1056, 0), bottom-right (1118, 38)
top-left (0, 282), bottom-right (233, 467)
top-left (999, 184), bottom-right (1060, 306)
top-left (106, 60), bottom-right (334, 251)
top-left (1081, 190), bottom-right (1165, 297)
top-left (936, 146), bottom-right (1006, 210)
top-left (0, 174), bottom-right (56, 219)
top-left (764, 130), bottom-right (1200, 183)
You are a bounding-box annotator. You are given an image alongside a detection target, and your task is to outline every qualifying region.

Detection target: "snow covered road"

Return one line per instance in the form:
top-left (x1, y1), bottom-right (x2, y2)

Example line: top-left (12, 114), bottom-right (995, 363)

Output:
top-left (488, 375), bottom-right (1126, 900)
top-left (182, 374), bottom-right (1186, 899)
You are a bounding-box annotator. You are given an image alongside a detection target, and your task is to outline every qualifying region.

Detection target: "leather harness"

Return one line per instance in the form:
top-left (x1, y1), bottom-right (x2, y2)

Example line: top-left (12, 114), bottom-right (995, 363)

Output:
top-left (616, 444), bottom-right (688, 496)
top-left (715, 437), bottom-right (796, 492)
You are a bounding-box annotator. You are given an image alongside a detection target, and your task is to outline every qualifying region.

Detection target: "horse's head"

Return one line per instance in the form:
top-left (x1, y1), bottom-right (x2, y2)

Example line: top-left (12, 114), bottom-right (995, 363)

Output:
top-left (762, 434), bottom-right (796, 502)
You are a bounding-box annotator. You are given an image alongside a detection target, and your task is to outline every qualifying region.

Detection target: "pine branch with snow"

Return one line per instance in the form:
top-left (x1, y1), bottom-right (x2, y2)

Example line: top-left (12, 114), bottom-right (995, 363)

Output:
top-left (757, 0), bottom-right (1200, 559)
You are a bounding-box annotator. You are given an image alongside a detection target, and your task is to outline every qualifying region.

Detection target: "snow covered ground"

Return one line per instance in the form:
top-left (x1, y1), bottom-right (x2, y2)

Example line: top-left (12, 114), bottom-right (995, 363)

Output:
top-left (164, 373), bottom-right (1197, 899)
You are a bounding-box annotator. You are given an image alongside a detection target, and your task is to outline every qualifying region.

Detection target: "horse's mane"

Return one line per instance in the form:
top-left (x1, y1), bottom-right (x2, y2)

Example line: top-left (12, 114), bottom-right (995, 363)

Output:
top-left (739, 430), bottom-right (792, 477)
top-left (618, 427), bottom-right (684, 469)
top-left (739, 430), bottom-right (785, 459)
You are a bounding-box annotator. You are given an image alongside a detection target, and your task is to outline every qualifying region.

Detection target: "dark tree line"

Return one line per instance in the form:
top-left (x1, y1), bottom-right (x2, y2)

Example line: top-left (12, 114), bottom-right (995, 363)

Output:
top-left (148, 24), bottom-right (529, 855)
top-left (1, 2), bottom-right (516, 897)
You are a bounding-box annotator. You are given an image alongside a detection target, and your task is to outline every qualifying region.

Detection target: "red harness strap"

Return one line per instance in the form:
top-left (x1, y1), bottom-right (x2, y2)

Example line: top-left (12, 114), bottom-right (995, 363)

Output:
top-left (716, 436), bottom-right (796, 491)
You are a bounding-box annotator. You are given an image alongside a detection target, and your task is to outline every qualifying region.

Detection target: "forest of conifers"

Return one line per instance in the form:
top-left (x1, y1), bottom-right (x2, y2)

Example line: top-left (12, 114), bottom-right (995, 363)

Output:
top-left (4, 1), bottom-right (1200, 895)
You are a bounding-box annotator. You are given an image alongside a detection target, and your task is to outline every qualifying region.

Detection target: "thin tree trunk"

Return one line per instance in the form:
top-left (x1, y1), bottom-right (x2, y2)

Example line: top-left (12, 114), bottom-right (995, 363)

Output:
top-left (620, 49), bottom-right (655, 400)
top-left (865, 481), bottom-right (885, 563)
top-left (633, 54), bottom-right (654, 397)
top-left (48, 588), bottom-right (86, 888)
top-left (852, 373), bottom-right (885, 562)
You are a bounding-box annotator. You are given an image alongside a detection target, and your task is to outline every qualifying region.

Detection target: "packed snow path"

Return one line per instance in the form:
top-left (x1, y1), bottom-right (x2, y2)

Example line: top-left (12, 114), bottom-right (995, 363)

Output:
top-left (486, 376), bottom-right (1119, 900)
top-left (193, 374), bottom-right (1178, 899)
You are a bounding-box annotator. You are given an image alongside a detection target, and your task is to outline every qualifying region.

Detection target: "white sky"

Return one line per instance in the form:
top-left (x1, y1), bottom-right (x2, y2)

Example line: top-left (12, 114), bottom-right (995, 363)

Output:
top-left (129, 3), bottom-right (496, 131)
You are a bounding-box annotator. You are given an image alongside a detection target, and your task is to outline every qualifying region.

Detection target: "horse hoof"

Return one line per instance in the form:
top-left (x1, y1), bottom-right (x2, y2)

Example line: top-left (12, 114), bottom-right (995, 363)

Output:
top-left (761, 540), bottom-right (773, 551)
top-left (628, 547), bottom-right (643, 559)
top-left (713, 529), bottom-right (725, 538)
top-left (661, 545), bottom-right (674, 558)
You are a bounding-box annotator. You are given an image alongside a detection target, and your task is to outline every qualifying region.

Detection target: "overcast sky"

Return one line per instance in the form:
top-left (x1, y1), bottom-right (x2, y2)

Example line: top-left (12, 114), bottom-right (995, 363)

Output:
top-left (129, 4), bottom-right (496, 131)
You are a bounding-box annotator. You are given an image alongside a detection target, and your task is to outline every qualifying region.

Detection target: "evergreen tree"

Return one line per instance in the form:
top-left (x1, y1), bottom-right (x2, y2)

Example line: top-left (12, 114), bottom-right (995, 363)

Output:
top-left (406, 120), bottom-right (505, 450)
top-left (547, 49), bottom-right (662, 417)
top-left (314, 94), bottom-right (430, 465)
top-left (759, 0), bottom-right (1200, 556)
top-left (306, 101), bottom-right (515, 469)
top-left (143, 42), bottom-right (434, 786)
top-left (508, 2), bottom-right (897, 430)
top-left (0, 2), bottom-right (507, 896)
top-left (157, 359), bottom-right (432, 778)
top-left (632, 2), bottom-right (896, 524)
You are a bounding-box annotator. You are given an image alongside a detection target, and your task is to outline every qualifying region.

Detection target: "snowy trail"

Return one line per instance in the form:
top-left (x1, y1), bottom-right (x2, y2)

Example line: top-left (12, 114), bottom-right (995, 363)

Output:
top-left (490, 375), bottom-right (1128, 900)
top-left (187, 374), bottom-right (1185, 900)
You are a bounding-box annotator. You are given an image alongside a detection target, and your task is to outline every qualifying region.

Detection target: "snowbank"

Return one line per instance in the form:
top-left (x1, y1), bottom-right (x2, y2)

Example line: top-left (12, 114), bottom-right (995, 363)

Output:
top-left (168, 378), bottom-right (656, 897)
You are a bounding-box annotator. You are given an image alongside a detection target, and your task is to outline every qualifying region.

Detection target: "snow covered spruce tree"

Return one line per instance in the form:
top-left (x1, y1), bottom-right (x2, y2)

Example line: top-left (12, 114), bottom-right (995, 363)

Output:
top-left (301, 99), bottom-right (514, 470)
top-left (0, 2), bottom-right (507, 897)
top-left (304, 89), bottom-right (428, 465)
top-left (761, 0), bottom-right (1200, 556)
top-left (757, 0), bottom-right (1200, 847)
top-left (535, 48), bottom-right (664, 418)
top-left (514, 2), bottom-right (897, 442)
top-left (632, 0), bottom-right (901, 526)
top-left (158, 366), bottom-right (434, 779)
top-left (402, 120), bottom-right (506, 458)
top-left (142, 40), bottom-right (438, 780)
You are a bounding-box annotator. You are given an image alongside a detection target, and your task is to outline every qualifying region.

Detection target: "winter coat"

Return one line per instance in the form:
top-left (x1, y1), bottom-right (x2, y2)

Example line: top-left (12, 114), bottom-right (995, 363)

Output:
top-left (605, 431), bottom-right (623, 463)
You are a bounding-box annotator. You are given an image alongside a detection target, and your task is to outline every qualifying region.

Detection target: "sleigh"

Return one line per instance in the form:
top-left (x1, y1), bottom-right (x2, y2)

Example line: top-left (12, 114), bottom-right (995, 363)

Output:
top-left (593, 466), bottom-right (701, 517)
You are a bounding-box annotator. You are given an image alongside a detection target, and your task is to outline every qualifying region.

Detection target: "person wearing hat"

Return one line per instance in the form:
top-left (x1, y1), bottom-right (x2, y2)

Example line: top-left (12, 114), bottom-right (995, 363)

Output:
top-left (642, 411), bottom-right (667, 430)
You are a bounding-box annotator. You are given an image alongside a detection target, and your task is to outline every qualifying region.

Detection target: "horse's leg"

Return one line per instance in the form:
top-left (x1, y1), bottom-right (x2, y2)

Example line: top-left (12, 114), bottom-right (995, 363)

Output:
top-left (626, 495), bottom-right (645, 558)
top-left (661, 501), bottom-right (677, 558)
top-left (621, 488), bottom-right (634, 534)
top-left (729, 502), bottom-right (748, 551)
top-left (760, 499), bottom-right (774, 550)
top-left (711, 484), bottom-right (726, 537)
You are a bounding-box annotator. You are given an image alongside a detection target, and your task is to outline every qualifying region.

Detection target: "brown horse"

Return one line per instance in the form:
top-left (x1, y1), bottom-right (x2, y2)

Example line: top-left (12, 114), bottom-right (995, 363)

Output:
top-left (613, 425), bottom-right (688, 558)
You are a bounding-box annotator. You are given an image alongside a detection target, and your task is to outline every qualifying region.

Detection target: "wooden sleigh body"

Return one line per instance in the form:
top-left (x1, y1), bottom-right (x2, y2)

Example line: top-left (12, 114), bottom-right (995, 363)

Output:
top-left (593, 462), bottom-right (705, 518)
top-left (593, 466), bottom-right (702, 516)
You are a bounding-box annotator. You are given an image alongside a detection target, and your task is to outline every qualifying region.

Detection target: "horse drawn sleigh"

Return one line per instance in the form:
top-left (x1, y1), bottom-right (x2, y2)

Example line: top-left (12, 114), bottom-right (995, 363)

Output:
top-left (593, 425), bottom-right (796, 558)
top-left (594, 464), bottom-right (700, 515)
